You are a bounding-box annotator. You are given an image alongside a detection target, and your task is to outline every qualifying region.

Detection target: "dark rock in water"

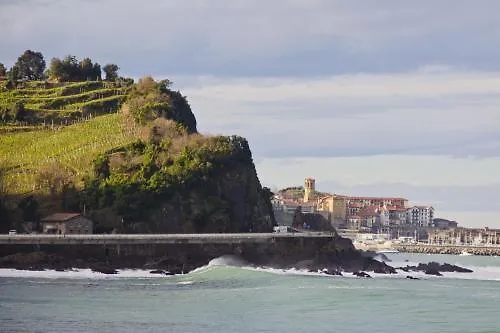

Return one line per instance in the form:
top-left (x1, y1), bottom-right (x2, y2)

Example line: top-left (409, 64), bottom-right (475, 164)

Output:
top-left (424, 269), bottom-right (442, 276)
top-left (149, 269), bottom-right (172, 275)
top-left (25, 266), bottom-right (45, 271)
top-left (321, 268), bottom-right (343, 276)
top-left (353, 271), bottom-right (372, 278)
top-left (91, 265), bottom-right (118, 275)
top-left (406, 275), bottom-right (420, 280)
top-left (408, 262), bottom-right (473, 274)
top-left (439, 263), bottom-right (473, 273)
top-left (294, 260), bottom-right (315, 270)
top-left (373, 267), bottom-right (392, 274)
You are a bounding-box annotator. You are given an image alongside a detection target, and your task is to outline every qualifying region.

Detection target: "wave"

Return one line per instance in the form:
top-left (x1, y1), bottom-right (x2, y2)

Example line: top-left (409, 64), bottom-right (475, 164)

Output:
top-left (2, 254), bottom-right (500, 281)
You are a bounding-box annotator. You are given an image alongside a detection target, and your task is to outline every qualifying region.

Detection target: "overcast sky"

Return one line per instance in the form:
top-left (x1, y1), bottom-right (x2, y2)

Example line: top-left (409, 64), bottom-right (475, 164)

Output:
top-left (1, 0), bottom-right (499, 227)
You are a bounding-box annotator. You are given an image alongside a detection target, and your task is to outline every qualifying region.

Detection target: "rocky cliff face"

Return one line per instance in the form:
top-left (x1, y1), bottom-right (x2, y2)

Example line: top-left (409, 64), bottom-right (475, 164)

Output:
top-left (143, 163), bottom-right (275, 233)
top-left (89, 143), bottom-right (276, 234)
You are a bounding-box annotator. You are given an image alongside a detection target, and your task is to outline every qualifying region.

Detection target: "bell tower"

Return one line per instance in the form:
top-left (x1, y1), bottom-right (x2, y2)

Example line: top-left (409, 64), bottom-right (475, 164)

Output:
top-left (304, 177), bottom-right (316, 203)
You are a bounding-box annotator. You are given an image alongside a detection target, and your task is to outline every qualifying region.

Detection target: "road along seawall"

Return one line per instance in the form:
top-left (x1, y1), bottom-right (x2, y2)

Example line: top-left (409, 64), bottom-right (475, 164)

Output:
top-left (394, 244), bottom-right (500, 256)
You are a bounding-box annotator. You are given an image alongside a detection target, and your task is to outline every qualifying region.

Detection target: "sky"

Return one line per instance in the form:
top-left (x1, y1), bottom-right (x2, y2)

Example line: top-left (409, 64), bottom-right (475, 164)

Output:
top-left (1, 0), bottom-right (500, 228)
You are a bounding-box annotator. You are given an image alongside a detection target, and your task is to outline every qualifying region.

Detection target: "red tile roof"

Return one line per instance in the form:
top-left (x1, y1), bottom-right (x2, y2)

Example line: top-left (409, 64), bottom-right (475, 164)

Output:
top-left (41, 213), bottom-right (82, 222)
top-left (358, 205), bottom-right (379, 217)
top-left (348, 196), bottom-right (407, 201)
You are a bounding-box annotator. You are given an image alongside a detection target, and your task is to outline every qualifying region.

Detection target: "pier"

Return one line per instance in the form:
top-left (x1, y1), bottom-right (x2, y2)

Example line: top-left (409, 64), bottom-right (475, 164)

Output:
top-left (0, 232), bottom-right (336, 245)
top-left (394, 243), bottom-right (500, 256)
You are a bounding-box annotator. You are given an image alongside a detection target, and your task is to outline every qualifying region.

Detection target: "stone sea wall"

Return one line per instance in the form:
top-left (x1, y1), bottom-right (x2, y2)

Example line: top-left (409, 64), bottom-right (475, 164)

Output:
top-left (0, 236), bottom-right (395, 274)
top-left (395, 244), bottom-right (500, 256)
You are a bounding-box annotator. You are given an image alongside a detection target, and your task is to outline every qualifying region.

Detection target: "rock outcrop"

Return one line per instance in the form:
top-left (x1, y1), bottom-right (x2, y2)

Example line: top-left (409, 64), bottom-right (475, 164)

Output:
top-left (397, 261), bottom-right (473, 275)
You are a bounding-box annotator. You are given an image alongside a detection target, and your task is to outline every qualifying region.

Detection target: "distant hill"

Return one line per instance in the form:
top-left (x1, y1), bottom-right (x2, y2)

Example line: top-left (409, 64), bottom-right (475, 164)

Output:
top-left (278, 186), bottom-right (330, 201)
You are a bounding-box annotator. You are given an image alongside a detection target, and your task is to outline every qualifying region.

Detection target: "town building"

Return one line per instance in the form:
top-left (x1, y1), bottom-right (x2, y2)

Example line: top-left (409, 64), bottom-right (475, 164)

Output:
top-left (428, 227), bottom-right (500, 246)
top-left (347, 196), bottom-right (408, 209)
top-left (407, 206), bottom-right (434, 227)
top-left (41, 213), bottom-right (93, 234)
top-left (317, 194), bottom-right (348, 226)
top-left (433, 218), bottom-right (458, 229)
top-left (273, 177), bottom-right (450, 236)
top-left (303, 177), bottom-right (316, 203)
top-left (388, 206), bottom-right (407, 226)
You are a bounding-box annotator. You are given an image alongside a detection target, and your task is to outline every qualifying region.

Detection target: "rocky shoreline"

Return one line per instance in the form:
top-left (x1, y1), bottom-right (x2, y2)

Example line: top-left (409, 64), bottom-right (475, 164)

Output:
top-left (0, 235), bottom-right (398, 277)
top-left (0, 246), bottom-right (475, 279)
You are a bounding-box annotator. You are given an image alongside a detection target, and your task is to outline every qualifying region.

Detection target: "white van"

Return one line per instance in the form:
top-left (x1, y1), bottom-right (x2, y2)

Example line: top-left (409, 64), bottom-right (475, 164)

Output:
top-left (273, 226), bottom-right (291, 233)
top-left (8, 230), bottom-right (17, 235)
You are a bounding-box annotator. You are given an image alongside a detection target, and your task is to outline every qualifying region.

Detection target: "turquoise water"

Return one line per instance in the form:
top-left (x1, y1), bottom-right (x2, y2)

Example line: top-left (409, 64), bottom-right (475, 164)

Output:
top-left (1, 253), bottom-right (499, 333)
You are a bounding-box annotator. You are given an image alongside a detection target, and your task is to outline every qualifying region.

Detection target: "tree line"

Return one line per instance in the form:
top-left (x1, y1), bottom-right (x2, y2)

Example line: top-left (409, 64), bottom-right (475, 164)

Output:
top-left (0, 49), bottom-right (121, 84)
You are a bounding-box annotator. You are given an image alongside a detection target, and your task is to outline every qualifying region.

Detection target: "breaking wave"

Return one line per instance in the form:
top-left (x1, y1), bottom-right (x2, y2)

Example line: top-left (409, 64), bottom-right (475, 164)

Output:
top-left (1, 253), bottom-right (500, 281)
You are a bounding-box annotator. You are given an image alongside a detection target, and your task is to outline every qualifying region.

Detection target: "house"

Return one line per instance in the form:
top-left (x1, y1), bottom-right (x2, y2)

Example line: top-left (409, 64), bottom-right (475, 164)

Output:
top-left (347, 196), bottom-right (408, 209)
top-left (316, 194), bottom-right (348, 224)
top-left (388, 206), bottom-right (407, 226)
top-left (41, 213), bottom-right (93, 234)
top-left (358, 205), bottom-right (379, 229)
top-left (433, 218), bottom-right (458, 229)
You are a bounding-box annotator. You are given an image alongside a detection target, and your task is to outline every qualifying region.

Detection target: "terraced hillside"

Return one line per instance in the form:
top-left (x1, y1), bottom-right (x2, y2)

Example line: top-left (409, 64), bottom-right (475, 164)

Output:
top-left (0, 81), bottom-right (128, 124)
top-left (0, 113), bottom-right (136, 195)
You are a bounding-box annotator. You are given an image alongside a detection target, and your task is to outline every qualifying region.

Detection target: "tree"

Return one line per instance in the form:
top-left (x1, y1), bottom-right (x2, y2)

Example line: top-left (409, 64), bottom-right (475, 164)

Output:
top-left (18, 195), bottom-right (39, 222)
top-left (92, 63), bottom-right (102, 81)
top-left (12, 101), bottom-right (26, 122)
top-left (12, 50), bottom-right (46, 81)
top-left (103, 63), bottom-right (119, 81)
top-left (47, 57), bottom-right (64, 81)
top-left (0, 165), bottom-right (10, 232)
top-left (48, 56), bottom-right (102, 82)
top-left (0, 63), bottom-right (6, 76)
top-left (61, 55), bottom-right (79, 81)
top-left (93, 154), bottom-right (110, 179)
top-left (36, 161), bottom-right (74, 204)
top-left (125, 76), bottom-right (197, 133)
top-left (79, 57), bottom-right (95, 81)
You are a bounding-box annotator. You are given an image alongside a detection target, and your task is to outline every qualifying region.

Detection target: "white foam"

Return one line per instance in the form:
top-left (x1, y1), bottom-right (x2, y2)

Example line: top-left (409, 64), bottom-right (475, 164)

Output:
top-left (2, 254), bottom-right (500, 281)
top-left (0, 268), bottom-right (172, 279)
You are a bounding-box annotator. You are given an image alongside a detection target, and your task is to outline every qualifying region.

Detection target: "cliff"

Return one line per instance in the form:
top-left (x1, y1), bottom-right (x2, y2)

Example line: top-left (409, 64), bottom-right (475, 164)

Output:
top-left (0, 76), bottom-right (275, 234)
top-left (88, 144), bottom-right (275, 233)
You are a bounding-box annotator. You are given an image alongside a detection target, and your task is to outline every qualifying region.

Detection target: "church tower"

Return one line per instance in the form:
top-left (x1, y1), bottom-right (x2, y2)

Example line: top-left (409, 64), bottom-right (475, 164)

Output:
top-left (303, 177), bottom-right (316, 203)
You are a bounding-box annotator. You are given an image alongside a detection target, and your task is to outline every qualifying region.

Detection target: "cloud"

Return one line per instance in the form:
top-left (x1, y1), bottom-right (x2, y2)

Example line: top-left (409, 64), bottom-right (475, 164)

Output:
top-left (2, 1), bottom-right (500, 75)
top-left (179, 69), bottom-right (500, 159)
top-left (255, 156), bottom-right (500, 188)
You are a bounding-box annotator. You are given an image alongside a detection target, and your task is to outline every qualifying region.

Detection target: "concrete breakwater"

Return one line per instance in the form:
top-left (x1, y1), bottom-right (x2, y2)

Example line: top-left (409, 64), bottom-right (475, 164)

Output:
top-left (394, 244), bottom-right (500, 256)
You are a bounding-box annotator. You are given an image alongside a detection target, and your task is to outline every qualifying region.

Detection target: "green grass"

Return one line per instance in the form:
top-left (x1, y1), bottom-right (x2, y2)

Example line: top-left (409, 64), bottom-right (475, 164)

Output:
top-left (0, 113), bottom-right (136, 194)
top-left (0, 81), bottom-right (128, 119)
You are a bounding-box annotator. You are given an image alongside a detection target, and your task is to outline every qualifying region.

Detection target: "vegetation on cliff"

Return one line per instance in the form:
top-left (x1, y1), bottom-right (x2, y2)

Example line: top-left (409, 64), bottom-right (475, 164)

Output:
top-left (0, 50), bottom-right (274, 233)
top-left (278, 186), bottom-right (329, 200)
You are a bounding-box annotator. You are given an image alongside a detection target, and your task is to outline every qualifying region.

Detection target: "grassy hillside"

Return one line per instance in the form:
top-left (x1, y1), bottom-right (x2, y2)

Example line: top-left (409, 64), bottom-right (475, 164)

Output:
top-left (0, 76), bottom-right (274, 234)
top-left (0, 81), bottom-right (128, 124)
top-left (0, 113), bottom-right (136, 194)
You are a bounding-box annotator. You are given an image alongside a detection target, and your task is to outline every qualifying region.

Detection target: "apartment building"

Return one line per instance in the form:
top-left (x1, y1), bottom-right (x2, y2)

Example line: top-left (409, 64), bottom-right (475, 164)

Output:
top-left (407, 206), bottom-right (434, 227)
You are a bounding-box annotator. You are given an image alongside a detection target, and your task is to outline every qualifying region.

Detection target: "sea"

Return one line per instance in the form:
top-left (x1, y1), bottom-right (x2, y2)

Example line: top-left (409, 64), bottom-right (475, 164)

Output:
top-left (1, 252), bottom-right (499, 333)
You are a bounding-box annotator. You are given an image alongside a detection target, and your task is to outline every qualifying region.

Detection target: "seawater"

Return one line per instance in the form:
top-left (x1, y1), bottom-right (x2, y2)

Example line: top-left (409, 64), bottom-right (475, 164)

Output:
top-left (1, 253), bottom-right (499, 333)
